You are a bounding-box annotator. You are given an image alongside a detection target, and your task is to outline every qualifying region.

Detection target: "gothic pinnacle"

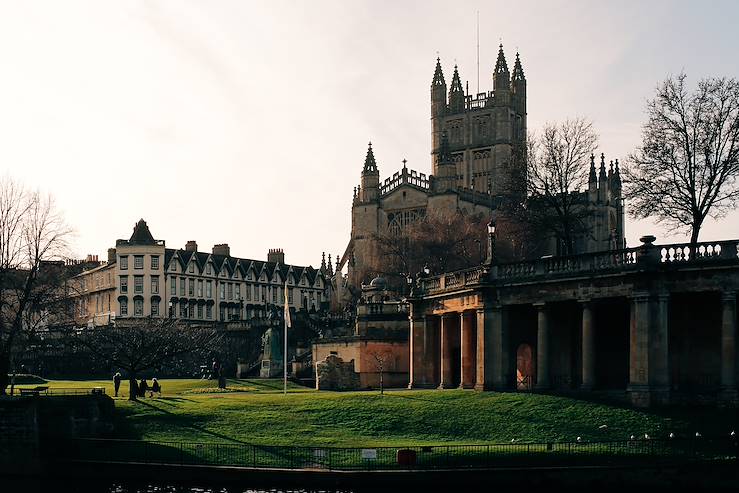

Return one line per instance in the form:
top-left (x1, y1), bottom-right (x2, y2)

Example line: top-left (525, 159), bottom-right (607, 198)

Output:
top-left (495, 43), bottom-right (509, 74)
top-left (450, 64), bottom-right (463, 92)
top-left (512, 51), bottom-right (525, 80)
top-left (432, 57), bottom-right (445, 85)
top-left (363, 141), bottom-right (377, 173)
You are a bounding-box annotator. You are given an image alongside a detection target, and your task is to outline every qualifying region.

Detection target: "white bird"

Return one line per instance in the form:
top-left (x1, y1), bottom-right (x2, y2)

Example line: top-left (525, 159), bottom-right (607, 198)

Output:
top-left (669, 433), bottom-right (675, 439)
top-left (598, 425), bottom-right (608, 430)
top-left (644, 434), bottom-right (650, 440)
top-left (630, 435), bottom-right (635, 440)
top-left (695, 432), bottom-right (702, 438)
top-left (510, 438), bottom-right (516, 443)
top-left (731, 431), bottom-right (736, 437)
top-left (576, 436), bottom-right (582, 443)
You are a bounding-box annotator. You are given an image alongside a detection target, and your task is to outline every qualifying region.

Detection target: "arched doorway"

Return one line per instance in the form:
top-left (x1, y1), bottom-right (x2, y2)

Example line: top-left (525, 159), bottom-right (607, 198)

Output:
top-left (516, 343), bottom-right (535, 391)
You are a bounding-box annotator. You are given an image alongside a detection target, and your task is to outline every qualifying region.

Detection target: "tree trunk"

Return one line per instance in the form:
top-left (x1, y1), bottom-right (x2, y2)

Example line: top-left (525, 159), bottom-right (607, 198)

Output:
top-left (690, 218), bottom-right (702, 259)
top-left (128, 376), bottom-right (138, 401)
top-left (0, 352), bottom-right (9, 396)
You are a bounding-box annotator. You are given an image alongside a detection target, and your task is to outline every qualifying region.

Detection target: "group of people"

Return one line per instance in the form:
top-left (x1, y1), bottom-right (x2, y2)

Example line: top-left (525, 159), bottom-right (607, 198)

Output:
top-left (112, 372), bottom-right (162, 398)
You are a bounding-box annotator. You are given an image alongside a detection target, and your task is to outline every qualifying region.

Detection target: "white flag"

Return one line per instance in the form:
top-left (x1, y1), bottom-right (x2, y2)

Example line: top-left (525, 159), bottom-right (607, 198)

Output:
top-left (284, 282), bottom-right (291, 328)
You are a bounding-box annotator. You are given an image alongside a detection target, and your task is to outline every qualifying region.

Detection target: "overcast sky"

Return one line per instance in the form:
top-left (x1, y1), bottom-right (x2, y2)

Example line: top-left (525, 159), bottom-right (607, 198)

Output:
top-left (1, 0), bottom-right (738, 268)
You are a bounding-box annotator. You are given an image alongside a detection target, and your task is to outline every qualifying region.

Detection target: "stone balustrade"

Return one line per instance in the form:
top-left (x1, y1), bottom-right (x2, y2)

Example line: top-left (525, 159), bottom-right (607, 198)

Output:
top-left (417, 238), bottom-right (739, 296)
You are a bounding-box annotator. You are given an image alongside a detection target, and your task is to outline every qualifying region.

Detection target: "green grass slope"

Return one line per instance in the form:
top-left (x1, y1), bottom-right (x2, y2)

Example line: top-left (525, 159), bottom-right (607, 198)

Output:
top-left (28, 379), bottom-right (737, 447)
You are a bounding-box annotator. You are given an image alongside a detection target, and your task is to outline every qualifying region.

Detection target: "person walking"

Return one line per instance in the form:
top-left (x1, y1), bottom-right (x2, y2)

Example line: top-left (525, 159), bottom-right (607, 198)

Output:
top-left (150, 378), bottom-right (161, 397)
top-left (139, 378), bottom-right (148, 398)
top-left (113, 372), bottom-right (122, 397)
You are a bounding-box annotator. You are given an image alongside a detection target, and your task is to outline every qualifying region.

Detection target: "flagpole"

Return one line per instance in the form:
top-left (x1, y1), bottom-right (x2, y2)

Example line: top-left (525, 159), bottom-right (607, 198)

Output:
top-left (283, 281), bottom-right (288, 395)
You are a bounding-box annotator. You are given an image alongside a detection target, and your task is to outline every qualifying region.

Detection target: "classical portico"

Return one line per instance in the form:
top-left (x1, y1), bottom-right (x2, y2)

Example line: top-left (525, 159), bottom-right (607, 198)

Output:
top-left (408, 237), bottom-right (739, 407)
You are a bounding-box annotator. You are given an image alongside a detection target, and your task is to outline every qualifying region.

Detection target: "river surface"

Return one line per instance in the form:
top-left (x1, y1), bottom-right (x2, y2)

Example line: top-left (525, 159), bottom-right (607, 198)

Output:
top-left (5, 479), bottom-right (355, 493)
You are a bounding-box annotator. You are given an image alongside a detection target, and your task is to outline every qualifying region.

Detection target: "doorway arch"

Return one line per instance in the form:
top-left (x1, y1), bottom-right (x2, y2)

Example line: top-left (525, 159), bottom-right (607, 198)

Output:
top-left (516, 343), bottom-right (535, 391)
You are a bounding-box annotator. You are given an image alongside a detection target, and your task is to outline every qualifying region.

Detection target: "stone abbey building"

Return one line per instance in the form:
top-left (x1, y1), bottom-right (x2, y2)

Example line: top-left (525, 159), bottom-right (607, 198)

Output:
top-left (344, 46), bottom-right (624, 288)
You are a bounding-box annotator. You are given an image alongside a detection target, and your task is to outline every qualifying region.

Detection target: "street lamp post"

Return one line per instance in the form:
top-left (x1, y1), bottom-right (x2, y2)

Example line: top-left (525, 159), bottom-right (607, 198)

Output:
top-left (485, 219), bottom-right (496, 265)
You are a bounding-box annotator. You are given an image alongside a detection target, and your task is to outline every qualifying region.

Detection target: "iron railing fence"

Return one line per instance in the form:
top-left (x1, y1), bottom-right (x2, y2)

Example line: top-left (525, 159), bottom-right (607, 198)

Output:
top-left (8, 386), bottom-right (106, 397)
top-left (56, 437), bottom-right (738, 471)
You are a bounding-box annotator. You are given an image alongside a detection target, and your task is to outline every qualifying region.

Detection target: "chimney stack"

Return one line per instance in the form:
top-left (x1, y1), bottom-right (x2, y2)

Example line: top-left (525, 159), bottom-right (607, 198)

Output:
top-left (267, 248), bottom-right (285, 265)
top-left (213, 244), bottom-right (230, 257)
top-left (186, 241), bottom-right (198, 252)
top-left (108, 248), bottom-right (117, 264)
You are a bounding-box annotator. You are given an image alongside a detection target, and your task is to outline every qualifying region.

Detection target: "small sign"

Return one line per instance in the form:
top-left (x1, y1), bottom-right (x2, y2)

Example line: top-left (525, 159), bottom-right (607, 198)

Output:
top-left (313, 449), bottom-right (325, 458)
top-left (361, 449), bottom-right (377, 460)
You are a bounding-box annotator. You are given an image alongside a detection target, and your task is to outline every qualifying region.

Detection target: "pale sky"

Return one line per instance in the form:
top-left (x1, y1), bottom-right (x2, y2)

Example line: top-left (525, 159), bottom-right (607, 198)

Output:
top-left (1, 0), bottom-right (738, 268)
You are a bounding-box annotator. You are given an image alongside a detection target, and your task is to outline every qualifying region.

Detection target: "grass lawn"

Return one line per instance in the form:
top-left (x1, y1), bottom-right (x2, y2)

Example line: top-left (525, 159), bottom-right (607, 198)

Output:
top-left (21, 378), bottom-right (738, 447)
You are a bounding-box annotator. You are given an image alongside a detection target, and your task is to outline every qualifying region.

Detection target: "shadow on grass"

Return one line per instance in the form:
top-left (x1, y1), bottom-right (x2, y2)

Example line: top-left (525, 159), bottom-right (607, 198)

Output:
top-left (131, 399), bottom-right (251, 445)
top-left (528, 390), bottom-right (739, 437)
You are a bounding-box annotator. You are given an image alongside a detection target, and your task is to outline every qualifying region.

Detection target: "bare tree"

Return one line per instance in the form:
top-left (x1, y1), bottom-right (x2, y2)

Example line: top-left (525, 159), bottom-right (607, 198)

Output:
top-left (0, 177), bottom-right (72, 395)
top-left (624, 74), bottom-right (739, 245)
top-left (369, 349), bottom-right (392, 395)
top-left (517, 118), bottom-right (599, 256)
top-left (80, 317), bottom-right (223, 400)
top-left (370, 210), bottom-right (489, 287)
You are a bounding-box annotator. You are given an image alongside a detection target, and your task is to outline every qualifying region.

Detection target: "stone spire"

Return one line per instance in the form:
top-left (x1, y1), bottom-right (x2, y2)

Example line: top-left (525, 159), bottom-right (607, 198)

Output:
top-left (512, 52), bottom-right (525, 81)
top-left (588, 153), bottom-right (598, 202)
top-left (432, 57), bottom-right (446, 86)
top-left (493, 44), bottom-right (510, 96)
top-left (327, 254), bottom-right (334, 276)
top-left (611, 159), bottom-right (622, 195)
top-left (320, 252), bottom-right (326, 273)
top-left (449, 64), bottom-right (465, 112)
top-left (494, 44), bottom-right (509, 75)
top-left (362, 141), bottom-right (378, 174)
top-left (598, 153), bottom-right (609, 203)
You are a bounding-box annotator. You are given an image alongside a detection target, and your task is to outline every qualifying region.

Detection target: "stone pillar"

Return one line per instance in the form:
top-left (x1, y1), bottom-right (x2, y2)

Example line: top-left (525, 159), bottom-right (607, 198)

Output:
top-left (475, 307), bottom-right (490, 390)
top-left (534, 303), bottom-right (550, 390)
top-left (408, 305), bottom-right (431, 389)
top-left (580, 300), bottom-right (595, 391)
top-left (720, 291), bottom-right (737, 402)
top-left (628, 292), bottom-right (651, 407)
top-left (460, 311), bottom-right (476, 388)
top-left (650, 293), bottom-right (670, 404)
top-left (439, 313), bottom-right (455, 389)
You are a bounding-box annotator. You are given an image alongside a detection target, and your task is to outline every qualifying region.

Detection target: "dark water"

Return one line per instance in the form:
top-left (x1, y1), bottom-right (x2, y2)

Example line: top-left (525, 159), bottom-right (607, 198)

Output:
top-left (5, 479), bottom-right (354, 493)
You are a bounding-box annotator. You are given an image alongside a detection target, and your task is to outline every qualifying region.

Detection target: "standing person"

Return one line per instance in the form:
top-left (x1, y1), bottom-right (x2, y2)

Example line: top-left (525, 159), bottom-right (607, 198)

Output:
top-left (150, 378), bottom-right (161, 397)
top-left (113, 372), bottom-right (122, 397)
top-left (139, 378), bottom-right (148, 398)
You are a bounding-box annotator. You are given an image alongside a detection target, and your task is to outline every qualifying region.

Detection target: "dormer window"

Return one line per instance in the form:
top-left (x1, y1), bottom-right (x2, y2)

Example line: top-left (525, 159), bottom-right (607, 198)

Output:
top-left (189, 263), bottom-right (194, 274)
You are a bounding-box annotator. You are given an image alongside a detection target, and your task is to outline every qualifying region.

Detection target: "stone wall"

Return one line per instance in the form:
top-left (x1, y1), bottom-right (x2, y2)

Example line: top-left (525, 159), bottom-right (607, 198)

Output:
top-left (315, 355), bottom-right (360, 391)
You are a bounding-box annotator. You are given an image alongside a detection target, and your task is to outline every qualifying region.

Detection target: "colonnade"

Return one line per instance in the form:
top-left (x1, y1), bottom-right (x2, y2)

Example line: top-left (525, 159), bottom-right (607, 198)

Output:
top-left (409, 291), bottom-right (738, 406)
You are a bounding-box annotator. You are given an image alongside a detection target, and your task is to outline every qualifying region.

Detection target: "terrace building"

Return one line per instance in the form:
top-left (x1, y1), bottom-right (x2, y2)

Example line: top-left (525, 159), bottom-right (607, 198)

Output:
top-left (72, 219), bottom-right (330, 327)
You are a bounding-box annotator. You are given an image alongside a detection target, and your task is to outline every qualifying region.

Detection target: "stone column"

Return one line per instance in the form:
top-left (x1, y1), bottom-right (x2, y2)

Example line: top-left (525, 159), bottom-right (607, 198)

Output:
top-left (720, 291), bottom-right (737, 402)
top-left (475, 307), bottom-right (490, 390)
top-left (425, 316), bottom-right (439, 386)
top-left (628, 292), bottom-right (651, 407)
top-left (408, 305), bottom-right (429, 389)
top-left (580, 300), bottom-right (595, 391)
top-left (534, 303), bottom-right (550, 390)
top-left (439, 313), bottom-right (455, 389)
top-left (460, 311), bottom-right (476, 388)
top-left (650, 293), bottom-right (670, 404)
